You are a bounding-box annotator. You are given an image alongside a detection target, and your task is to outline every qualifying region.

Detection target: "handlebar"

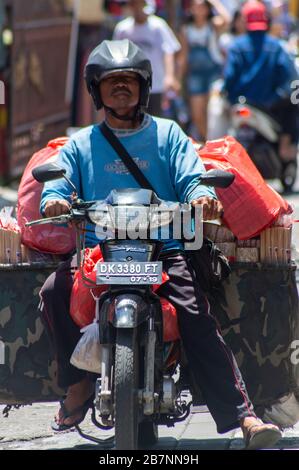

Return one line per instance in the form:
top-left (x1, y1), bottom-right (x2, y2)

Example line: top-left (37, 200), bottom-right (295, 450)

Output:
top-left (26, 167), bottom-right (233, 228)
top-left (25, 199), bottom-right (223, 228)
top-left (25, 200), bottom-right (95, 228)
top-left (25, 199), bottom-right (194, 228)
top-left (26, 214), bottom-right (73, 227)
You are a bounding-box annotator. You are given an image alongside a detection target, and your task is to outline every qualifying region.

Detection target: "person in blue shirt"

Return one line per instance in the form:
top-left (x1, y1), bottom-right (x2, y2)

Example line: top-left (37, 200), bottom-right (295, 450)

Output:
top-left (39, 39), bottom-right (281, 448)
top-left (223, 0), bottom-right (298, 161)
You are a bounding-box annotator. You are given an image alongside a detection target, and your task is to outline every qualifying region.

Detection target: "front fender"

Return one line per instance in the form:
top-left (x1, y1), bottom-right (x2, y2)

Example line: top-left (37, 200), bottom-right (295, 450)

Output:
top-left (112, 294), bottom-right (150, 328)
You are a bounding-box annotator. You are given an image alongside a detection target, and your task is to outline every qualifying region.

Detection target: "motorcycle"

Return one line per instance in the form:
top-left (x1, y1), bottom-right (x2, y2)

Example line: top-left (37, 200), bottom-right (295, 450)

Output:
top-left (229, 97), bottom-right (298, 192)
top-left (26, 162), bottom-right (234, 450)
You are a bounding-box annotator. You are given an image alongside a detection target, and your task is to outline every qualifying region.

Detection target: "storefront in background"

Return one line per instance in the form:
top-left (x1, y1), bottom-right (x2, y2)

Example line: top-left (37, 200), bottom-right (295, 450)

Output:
top-left (0, 0), bottom-right (75, 181)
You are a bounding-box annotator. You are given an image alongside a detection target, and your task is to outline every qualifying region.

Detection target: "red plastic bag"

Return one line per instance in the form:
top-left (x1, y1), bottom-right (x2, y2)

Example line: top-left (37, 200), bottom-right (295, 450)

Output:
top-left (17, 137), bottom-right (76, 254)
top-left (70, 246), bottom-right (180, 342)
top-left (193, 136), bottom-right (292, 239)
top-left (160, 298), bottom-right (180, 342)
top-left (70, 246), bottom-right (107, 328)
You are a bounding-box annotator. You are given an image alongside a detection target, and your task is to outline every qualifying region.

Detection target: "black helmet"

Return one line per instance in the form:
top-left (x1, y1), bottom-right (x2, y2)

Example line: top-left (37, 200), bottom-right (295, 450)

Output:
top-left (85, 39), bottom-right (152, 110)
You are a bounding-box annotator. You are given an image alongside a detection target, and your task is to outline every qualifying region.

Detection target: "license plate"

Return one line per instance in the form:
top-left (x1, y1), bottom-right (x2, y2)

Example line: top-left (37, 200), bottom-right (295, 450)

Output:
top-left (96, 262), bottom-right (163, 285)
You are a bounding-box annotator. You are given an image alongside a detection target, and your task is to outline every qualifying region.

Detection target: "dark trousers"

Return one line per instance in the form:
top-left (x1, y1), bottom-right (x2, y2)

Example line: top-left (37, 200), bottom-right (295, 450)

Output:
top-left (39, 252), bottom-right (256, 434)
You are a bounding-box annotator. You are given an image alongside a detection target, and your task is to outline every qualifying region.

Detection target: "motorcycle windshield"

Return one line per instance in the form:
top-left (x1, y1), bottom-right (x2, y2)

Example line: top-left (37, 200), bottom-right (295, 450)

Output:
top-left (86, 197), bottom-right (181, 236)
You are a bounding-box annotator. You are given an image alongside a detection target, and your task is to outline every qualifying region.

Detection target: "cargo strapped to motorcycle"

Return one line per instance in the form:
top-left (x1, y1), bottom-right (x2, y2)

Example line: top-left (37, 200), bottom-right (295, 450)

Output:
top-left (99, 121), bottom-right (231, 293)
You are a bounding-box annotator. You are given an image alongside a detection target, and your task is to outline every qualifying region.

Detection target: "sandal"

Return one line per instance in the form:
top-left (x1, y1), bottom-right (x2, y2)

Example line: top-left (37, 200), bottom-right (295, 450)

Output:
top-left (51, 395), bottom-right (94, 432)
top-left (244, 419), bottom-right (282, 450)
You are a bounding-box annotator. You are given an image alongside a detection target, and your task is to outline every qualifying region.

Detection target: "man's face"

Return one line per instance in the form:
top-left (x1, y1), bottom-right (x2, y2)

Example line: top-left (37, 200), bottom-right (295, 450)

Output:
top-left (128, 0), bottom-right (147, 16)
top-left (99, 72), bottom-right (140, 116)
top-left (191, 0), bottom-right (211, 21)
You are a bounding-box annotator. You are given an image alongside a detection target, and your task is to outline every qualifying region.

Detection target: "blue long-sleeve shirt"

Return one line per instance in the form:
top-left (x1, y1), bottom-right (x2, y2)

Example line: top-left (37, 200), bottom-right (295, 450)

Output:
top-left (224, 32), bottom-right (297, 107)
top-left (40, 115), bottom-right (215, 251)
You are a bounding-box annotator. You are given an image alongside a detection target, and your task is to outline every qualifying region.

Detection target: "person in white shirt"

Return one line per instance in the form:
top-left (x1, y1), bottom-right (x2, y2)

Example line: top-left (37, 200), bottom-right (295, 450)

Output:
top-left (113, 0), bottom-right (181, 116)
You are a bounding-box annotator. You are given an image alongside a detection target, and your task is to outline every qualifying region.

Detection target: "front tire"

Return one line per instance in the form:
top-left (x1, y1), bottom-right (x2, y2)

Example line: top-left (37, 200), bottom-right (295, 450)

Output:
top-left (138, 421), bottom-right (158, 448)
top-left (114, 328), bottom-right (139, 450)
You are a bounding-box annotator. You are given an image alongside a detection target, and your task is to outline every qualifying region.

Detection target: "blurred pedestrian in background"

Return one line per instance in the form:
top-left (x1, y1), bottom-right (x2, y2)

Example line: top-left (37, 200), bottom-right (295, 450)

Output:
top-left (113, 0), bottom-right (181, 116)
top-left (266, 0), bottom-right (296, 39)
top-left (223, 0), bottom-right (298, 162)
top-left (206, 8), bottom-right (246, 141)
top-left (219, 9), bottom-right (246, 56)
top-left (177, 0), bottom-right (231, 141)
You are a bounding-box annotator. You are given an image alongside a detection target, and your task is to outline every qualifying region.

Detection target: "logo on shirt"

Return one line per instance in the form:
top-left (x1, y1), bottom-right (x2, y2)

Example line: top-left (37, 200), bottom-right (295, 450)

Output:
top-left (104, 158), bottom-right (150, 175)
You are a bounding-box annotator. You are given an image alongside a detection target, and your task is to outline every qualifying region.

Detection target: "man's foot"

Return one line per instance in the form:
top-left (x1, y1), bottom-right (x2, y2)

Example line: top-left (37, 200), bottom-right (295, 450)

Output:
top-left (53, 377), bottom-right (94, 429)
top-left (240, 417), bottom-right (282, 450)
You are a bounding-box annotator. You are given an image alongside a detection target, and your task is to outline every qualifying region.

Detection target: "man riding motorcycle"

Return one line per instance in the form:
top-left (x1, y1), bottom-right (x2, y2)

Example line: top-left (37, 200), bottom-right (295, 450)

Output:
top-left (39, 38), bottom-right (281, 449)
top-left (223, 0), bottom-right (298, 164)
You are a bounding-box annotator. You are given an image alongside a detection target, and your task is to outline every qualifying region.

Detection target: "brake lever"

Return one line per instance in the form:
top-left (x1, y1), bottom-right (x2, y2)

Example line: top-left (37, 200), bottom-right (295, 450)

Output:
top-left (25, 214), bottom-right (73, 227)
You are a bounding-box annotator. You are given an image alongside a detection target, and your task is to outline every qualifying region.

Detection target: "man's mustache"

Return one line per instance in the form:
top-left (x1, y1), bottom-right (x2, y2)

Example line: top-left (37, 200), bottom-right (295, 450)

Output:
top-left (111, 86), bottom-right (132, 96)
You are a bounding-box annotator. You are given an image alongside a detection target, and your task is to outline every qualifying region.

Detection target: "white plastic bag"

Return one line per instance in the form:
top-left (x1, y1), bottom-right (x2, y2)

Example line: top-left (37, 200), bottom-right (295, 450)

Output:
top-left (70, 297), bottom-right (101, 374)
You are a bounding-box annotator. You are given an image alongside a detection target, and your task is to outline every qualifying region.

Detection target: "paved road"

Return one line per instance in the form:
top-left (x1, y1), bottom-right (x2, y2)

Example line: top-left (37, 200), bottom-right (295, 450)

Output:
top-left (0, 178), bottom-right (299, 451)
top-left (1, 403), bottom-right (299, 450)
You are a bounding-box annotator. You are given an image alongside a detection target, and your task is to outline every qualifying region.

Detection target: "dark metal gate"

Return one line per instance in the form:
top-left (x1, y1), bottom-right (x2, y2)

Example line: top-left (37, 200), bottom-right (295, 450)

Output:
top-left (2, 0), bottom-right (74, 179)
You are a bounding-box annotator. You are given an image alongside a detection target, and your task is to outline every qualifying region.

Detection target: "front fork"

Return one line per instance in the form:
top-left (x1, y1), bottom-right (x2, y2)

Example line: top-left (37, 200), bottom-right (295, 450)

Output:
top-left (95, 294), bottom-right (161, 420)
top-left (95, 293), bottom-right (183, 422)
top-left (96, 344), bottom-right (113, 423)
top-left (143, 317), bottom-right (157, 416)
top-left (95, 323), bottom-right (157, 420)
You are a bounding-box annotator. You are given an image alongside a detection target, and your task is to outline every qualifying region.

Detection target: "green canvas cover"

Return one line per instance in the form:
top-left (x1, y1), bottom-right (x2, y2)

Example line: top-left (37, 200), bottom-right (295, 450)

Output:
top-left (0, 262), bottom-right (298, 412)
top-left (0, 264), bottom-right (64, 404)
top-left (209, 263), bottom-right (299, 415)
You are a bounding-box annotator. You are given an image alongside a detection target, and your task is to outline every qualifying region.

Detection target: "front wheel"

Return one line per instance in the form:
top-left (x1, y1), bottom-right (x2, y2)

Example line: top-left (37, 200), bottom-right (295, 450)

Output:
top-left (138, 421), bottom-right (159, 448)
top-left (114, 328), bottom-right (140, 450)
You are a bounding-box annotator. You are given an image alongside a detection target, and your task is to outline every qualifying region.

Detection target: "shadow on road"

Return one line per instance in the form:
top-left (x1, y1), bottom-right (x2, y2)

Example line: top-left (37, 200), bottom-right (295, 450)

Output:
top-left (44, 435), bottom-right (299, 451)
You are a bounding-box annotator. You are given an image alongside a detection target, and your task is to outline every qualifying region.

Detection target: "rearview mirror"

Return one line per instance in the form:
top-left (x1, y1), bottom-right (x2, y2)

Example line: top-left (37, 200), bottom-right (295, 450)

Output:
top-left (32, 163), bottom-right (66, 183)
top-left (199, 170), bottom-right (235, 189)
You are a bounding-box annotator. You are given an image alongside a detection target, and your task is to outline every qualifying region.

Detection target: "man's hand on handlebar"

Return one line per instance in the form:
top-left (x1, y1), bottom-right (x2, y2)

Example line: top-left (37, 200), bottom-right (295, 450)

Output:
top-left (43, 196), bottom-right (224, 223)
top-left (191, 197), bottom-right (224, 221)
top-left (44, 200), bottom-right (71, 218)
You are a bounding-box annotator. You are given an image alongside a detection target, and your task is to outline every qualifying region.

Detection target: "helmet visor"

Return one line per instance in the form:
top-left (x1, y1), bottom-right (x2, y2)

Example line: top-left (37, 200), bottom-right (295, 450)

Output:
top-left (99, 68), bottom-right (150, 83)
